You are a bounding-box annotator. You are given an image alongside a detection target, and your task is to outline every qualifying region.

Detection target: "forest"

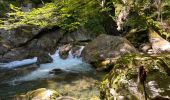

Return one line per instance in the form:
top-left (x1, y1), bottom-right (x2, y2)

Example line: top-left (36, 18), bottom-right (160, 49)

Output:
top-left (0, 0), bottom-right (170, 99)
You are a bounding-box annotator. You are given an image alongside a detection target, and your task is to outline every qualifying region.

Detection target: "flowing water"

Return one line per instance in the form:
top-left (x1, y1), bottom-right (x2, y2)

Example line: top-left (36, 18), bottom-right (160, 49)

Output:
top-left (0, 47), bottom-right (105, 100)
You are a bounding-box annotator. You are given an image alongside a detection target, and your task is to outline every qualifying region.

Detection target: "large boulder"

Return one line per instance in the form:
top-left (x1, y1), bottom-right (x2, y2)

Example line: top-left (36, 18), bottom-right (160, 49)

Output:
top-left (0, 29), bottom-right (65, 62)
top-left (82, 34), bottom-right (138, 68)
top-left (60, 27), bottom-right (96, 43)
top-left (0, 25), bottom-right (41, 47)
top-left (28, 29), bottom-right (65, 53)
top-left (37, 52), bottom-right (53, 65)
top-left (2, 47), bottom-right (30, 62)
top-left (0, 26), bottom-right (93, 62)
top-left (14, 88), bottom-right (61, 100)
top-left (100, 54), bottom-right (170, 100)
top-left (149, 28), bottom-right (170, 53)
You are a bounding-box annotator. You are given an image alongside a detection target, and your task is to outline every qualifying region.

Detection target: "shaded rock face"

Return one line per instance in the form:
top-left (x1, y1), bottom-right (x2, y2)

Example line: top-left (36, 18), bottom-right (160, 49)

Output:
top-left (28, 29), bottom-right (65, 53)
top-left (100, 55), bottom-right (170, 100)
top-left (0, 43), bottom-right (9, 55)
top-left (14, 88), bottom-right (61, 100)
top-left (71, 46), bottom-right (84, 58)
top-left (37, 52), bottom-right (53, 65)
top-left (0, 26), bottom-right (95, 62)
top-left (0, 28), bottom-right (65, 62)
top-left (82, 34), bottom-right (138, 68)
top-left (60, 27), bottom-right (96, 44)
top-left (0, 25), bottom-right (41, 47)
top-left (126, 29), bottom-right (148, 48)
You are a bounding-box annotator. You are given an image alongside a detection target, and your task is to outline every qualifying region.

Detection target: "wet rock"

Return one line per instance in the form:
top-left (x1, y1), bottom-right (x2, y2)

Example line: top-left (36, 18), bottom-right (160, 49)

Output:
top-left (14, 88), bottom-right (61, 100)
top-left (82, 34), bottom-right (138, 69)
top-left (49, 69), bottom-right (65, 75)
top-left (28, 29), bottom-right (65, 54)
top-left (0, 29), bottom-right (64, 62)
top-left (59, 44), bottom-right (72, 59)
top-left (2, 48), bottom-right (30, 62)
top-left (100, 54), bottom-right (170, 100)
top-left (71, 46), bottom-right (84, 58)
top-left (37, 52), bottom-right (53, 64)
top-left (0, 26), bottom-right (94, 62)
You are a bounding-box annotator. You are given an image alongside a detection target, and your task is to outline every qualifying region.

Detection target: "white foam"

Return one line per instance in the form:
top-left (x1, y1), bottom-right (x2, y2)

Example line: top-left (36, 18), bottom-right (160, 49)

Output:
top-left (6, 46), bottom-right (93, 82)
top-left (0, 57), bottom-right (37, 68)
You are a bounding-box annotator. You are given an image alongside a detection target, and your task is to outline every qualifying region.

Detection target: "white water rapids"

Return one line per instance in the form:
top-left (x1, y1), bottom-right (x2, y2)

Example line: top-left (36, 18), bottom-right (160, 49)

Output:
top-left (0, 46), bottom-right (94, 82)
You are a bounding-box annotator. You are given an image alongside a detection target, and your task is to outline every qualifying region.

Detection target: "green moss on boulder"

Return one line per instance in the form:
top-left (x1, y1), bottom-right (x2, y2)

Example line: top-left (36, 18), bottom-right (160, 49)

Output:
top-left (100, 54), bottom-right (170, 99)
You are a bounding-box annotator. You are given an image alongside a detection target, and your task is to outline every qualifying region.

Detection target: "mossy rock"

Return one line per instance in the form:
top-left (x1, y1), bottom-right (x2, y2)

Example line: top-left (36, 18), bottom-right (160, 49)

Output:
top-left (14, 88), bottom-right (61, 100)
top-left (100, 54), bottom-right (170, 100)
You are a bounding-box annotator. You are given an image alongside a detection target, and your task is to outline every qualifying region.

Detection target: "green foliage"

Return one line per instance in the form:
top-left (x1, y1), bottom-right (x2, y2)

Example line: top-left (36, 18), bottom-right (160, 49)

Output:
top-left (0, 3), bottom-right (58, 29)
top-left (0, 0), bottom-right (105, 32)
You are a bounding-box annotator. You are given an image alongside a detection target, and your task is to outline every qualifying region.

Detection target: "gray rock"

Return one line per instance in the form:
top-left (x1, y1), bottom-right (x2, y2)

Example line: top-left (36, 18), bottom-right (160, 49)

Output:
top-left (0, 29), bottom-right (65, 62)
top-left (59, 44), bottom-right (72, 59)
top-left (0, 25), bottom-right (41, 47)
top-left (100, 55), bottom-right (170, 100)
top-left (71, 46), bottom-right (83, 58)
top-left (60, 27), bottom-right (96, 43)
top-left (140, 43), bottom-right (152, 53)
top-left (82, 34), bottom-right (138, 68)
top-left (37, 52), bottom-right (53, 65)
top-left (0, 43), bottom-right (9, 55)
top-left (149, 28), bottom-right (170, 54)
top-left (2, 48), bottom-right (29, 61)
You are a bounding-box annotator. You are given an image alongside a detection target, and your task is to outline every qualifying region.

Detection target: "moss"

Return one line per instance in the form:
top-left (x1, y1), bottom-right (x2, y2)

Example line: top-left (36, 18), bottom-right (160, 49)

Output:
top-left (100, 54), bottom-right (170, 99)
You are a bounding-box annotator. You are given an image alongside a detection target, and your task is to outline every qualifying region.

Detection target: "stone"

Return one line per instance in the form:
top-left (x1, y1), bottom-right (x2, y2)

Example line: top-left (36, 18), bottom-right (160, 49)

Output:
top-left (49, 69), bottom-right (65, 75)
top-left (71, 46), bottom-right (84, 58)
top-left (59, 44), bottom-right (72, 59)
top-left (0, 29), bottom-right (64, 62)
top-left (14, 88), bottom-right (61, 100)
top-left (2, 47), bottom-right (30, 62)
top-left (37, 52), bottom-right (53, 65)
top-left (28, 29), bottom-right (65, 53)
top-left (0, 25), bottom-right (41, 47)
top-left (82, 34), bottom-right (138, 68)
top-left (149, 28), bottom-right (170, 53)
top-left (0, 43), bottom-right (9, 55)
top-left (140, 43), bottom-right (152, 53)
top-left (100, 55), bottom-right (170, 100)
top-left (60, 27), bottom-right (96, 44)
